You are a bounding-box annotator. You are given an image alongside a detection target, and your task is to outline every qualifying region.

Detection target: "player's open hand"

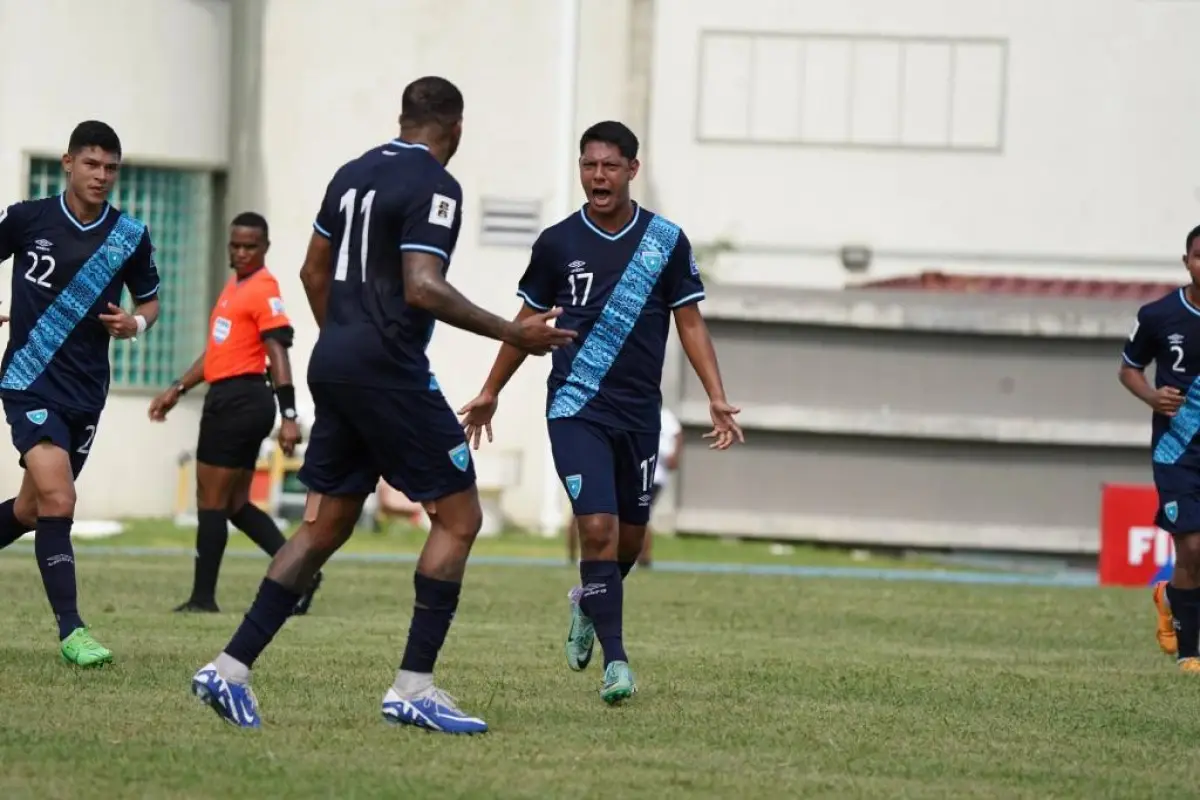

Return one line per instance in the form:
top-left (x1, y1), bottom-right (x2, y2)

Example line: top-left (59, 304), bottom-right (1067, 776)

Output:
top-left (458, 391), bottom-right (498, 450)
top-left (147, 387), bottom-right (180, 422)
top-left (1152, 386), bottom-right (1186, 417)
top-left (278, 419), bottom-right (302, 457)
top-left (99, 302), bottom-right (138, 339)
top-left (704, 398), bottom-right (744, 450)
top-left (508, 307), bottom-right (577, 356)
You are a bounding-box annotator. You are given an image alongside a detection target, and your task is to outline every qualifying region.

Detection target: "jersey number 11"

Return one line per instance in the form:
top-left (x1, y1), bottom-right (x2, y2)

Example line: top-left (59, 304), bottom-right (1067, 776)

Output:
top-left (334, 188), bottom-right (376, 282)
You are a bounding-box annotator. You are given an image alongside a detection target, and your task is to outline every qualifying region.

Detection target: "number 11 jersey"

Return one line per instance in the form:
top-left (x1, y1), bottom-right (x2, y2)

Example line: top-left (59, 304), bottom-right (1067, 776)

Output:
top-left (308, 139), bottom-right (463, 390)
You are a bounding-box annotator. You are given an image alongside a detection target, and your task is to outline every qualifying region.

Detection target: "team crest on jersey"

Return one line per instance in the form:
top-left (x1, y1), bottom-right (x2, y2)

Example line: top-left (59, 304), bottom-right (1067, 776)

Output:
top-left (268, 296), bottom-right (285, 316)
top-left (1166, 501), bottom-right (1180, 524)
top-left (25, 409), bottom-right (47, 426)
top-left (212, 317), bottom-right (232, 343)
top-left (448, 442), bottom-right (471, 472)
top-left (565, 474), bottom-right (583, 500)
top-left (105, 246), bottom-right (124, 269)
top-left (639, 249), bottom-right (663, 271)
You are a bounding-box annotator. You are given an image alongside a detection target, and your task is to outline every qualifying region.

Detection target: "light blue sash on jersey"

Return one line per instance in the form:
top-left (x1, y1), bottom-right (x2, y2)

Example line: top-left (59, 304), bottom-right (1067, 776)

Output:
top-left (549, 214), bottom-right (681, 419)
top-left (0, 214), bottom-right (146, 391)
top-left (1154, 377), bottom-right (1200, 464)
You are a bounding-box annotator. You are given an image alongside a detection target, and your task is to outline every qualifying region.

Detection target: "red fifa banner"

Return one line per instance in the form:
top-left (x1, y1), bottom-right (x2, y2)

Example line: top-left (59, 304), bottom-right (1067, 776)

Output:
top-left (1098, 483), bottom-right (1174, 587)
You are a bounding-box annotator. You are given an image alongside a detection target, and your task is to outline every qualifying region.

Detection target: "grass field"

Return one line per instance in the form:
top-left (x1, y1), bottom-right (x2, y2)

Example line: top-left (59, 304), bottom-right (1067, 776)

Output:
top-left (0, 534), bottom-right (1186, 799)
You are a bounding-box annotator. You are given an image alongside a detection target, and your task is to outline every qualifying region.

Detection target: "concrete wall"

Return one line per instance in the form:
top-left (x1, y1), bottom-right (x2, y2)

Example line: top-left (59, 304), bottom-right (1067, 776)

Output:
top-left (0, 0), bottom-right (230, 517)
top-left (648, 0), bottom-right (1200, 288)
top-left (669, 284), bottom-right (1153, 554)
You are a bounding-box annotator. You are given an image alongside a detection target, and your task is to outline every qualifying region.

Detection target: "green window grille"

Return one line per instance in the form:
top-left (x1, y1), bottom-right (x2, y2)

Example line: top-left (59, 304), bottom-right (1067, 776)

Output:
top-left (26, 158), bottom-right (215, 390)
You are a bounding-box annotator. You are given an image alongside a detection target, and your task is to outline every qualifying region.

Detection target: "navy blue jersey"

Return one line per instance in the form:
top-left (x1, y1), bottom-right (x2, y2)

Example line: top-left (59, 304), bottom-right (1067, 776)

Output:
top-left (308, 139), bottom-right (463, 390)
top-left (1124, 287), bottom-right (1200, 493)
top-left (0, 195), bottom-right (159, 413)
top-left (517, 204), bottom-right (705, 432)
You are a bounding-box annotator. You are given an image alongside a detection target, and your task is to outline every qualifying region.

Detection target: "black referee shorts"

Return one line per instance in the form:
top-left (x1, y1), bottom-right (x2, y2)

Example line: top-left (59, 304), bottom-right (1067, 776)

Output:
top-left (195, 374), bottom-right (276, 470)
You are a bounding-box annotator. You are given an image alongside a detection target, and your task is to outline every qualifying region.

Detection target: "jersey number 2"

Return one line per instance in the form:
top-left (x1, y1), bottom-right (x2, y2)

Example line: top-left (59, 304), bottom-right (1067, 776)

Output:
top-left (1172, 345), bottom-right (1186, 372)
top-left (24, 252), bottom-right (55, 288)
top-left (334, 188), bottom-right (376, 282)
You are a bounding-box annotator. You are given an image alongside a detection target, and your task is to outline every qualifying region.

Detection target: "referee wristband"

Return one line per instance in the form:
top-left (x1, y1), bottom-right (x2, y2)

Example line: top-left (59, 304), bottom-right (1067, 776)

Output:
top-left (275, 384), bottom-right (298, 420)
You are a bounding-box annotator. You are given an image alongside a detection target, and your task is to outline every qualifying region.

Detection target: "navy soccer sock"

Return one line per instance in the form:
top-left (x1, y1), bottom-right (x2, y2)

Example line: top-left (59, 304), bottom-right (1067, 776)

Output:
top-left (1167, 583), bottom-right (1200, 659)
top-left (579, 560), bottom-right (627, 666)
top-left (34, 516), bottom-right (84, 640)
top-left (223, 578), bottom-right (301, 669)
top-left (398, 572), bottom-right (462, 676)
top-left (230, 503), bottom-right (287, 556)
top-left (190, 509), bottom-right (228, 603)
top-left (0, 498), bottom-right (33, 551)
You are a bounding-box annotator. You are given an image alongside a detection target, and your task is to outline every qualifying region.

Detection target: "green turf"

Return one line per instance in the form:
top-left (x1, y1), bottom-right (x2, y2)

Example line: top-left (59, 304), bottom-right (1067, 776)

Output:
top-left (80, 517), bottom-right (972, 572)
top-left (0, 552), bottom-right (1184, 799)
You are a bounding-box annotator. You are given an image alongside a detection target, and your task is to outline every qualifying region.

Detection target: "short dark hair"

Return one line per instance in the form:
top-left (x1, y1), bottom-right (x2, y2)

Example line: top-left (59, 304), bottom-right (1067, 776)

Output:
top-left (68, 120), bottom-right (121, 157)
top-left (399, 76), bottom-right (464, 129)
top-left (579, 121), bottom-right (639, 160)
top-left (1188, 225), bottom-right (1200, 253)
top-left (231, 211), bottom-right (269, 239)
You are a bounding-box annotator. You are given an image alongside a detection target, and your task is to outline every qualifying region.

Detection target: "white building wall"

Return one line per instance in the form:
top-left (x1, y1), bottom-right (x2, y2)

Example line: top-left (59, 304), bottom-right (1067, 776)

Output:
top-left (259, 0), bottom-right (633, 529)
top-left (0, 0), bottom-right (229, 518)
top-left (648, 0), bottom-right (1200, 287)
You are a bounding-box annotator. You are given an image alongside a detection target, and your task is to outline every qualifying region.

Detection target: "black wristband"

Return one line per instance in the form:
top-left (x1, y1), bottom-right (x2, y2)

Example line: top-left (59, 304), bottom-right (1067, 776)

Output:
top-left (275, 384), bottom-right (297, 420)
top-left (172, 379), bottom-right (188, 396)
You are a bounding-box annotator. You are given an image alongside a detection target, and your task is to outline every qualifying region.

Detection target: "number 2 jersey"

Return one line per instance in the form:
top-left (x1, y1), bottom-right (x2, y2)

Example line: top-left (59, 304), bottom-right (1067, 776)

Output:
top-left (1123, 286), bottom-right (1200, 493)
top-left (0, 195), bottom-right (160, 413)
top-left (307, 139), bottom-right (462, 390)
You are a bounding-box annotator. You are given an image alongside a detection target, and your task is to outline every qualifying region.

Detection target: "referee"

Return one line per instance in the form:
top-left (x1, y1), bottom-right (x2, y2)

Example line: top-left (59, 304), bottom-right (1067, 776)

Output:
top-left (148, 212), bottom-right (321, 614)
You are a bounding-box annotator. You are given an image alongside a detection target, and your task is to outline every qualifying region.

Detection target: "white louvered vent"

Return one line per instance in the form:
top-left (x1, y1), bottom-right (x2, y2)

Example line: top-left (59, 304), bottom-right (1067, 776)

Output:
top-left (479, 197), bottom-right (542, 247)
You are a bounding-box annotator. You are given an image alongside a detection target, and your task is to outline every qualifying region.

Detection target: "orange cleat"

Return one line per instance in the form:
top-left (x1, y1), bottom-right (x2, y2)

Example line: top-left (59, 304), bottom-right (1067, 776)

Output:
top-left (1179, 658), bottom-right (1200, 674)
top-left (1153, 581), bottom-right (1178, 656)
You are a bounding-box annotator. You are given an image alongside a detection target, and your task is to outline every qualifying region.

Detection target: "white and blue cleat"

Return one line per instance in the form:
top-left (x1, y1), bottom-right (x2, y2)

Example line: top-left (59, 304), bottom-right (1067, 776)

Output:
top-left (191, 662), bottom-right (262, 728)
top-left (381, 686), bottom-right (488, 735)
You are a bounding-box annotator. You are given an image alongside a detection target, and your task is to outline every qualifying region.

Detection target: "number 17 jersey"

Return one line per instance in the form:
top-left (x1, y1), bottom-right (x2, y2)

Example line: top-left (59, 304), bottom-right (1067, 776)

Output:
top-left (307, 138), bottom-right (463, 390)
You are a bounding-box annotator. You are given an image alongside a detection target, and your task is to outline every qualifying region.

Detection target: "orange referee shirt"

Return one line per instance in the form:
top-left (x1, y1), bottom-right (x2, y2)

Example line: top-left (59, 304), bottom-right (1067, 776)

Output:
top-left (203, 267), bottom-right (292, 384)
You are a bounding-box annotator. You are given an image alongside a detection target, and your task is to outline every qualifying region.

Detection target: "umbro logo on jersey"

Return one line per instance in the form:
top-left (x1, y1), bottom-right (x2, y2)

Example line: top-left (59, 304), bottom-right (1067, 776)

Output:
top-left (566, 260), bottom-right (587, 273)
top-left (1169, 333), bottom-right (1185, 345)
top-left (34, 239), bottom-right (53, 252)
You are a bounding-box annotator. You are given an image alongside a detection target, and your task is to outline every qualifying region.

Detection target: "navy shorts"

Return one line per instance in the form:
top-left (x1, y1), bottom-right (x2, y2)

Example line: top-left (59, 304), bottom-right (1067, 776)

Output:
top-left (2, 395), bottom-right (100, 478)
top-left (548, 417), bottom-right (660, 525)
top-left (1156, 491), bottom-right (1200, 536)
top-left (297, 382), bottom-right (476, 502)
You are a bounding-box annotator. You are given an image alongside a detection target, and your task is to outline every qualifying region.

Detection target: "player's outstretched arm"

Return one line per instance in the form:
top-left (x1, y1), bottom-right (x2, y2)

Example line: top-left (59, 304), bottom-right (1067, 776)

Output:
top-left (673, 304), bottom-right (744, 450)
top-left (458, 303), bottom-right (542, 449)
top-left (299, 232), bottom-right (333, 328)
top-left (402, 251), bottom-right (577, 354)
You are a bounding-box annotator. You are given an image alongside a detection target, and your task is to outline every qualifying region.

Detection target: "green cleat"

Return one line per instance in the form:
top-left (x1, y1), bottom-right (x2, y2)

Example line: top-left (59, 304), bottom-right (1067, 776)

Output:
top-left (60, 628), bottom-right (113, 668)
top-left (565, 588), bottom-right (595, 672)
top-left (600, 660), bottom-right (636, 705)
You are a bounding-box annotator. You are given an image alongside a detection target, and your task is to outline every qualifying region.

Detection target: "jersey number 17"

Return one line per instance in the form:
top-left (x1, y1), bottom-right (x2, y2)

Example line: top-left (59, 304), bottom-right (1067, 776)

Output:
top-left (334, 188), bottom-right (376, 282)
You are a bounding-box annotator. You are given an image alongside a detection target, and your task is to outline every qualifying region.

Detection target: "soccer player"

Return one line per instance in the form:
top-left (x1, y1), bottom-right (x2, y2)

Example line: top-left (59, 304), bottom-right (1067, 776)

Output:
top-left (1120, 223), bottom-right (1200, 672)
top-left (458, 120), bottom-right (743, 704)
top-left (0, 120), bottom-right (160, 666)
top-left (189, 76), bottom-right (575, 732)
top-left (148, 212), bottom-right (321, 615)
